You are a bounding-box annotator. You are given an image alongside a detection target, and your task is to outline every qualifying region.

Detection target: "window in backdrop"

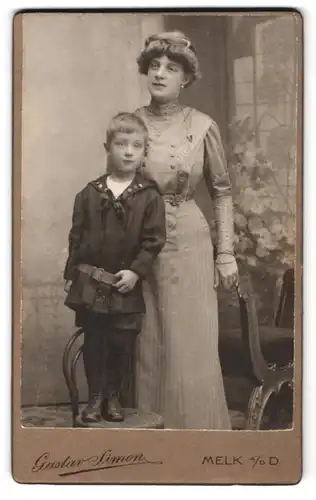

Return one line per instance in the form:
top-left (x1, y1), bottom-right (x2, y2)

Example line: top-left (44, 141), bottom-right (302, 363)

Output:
top-left (226, 14), bottom-right (297, 321)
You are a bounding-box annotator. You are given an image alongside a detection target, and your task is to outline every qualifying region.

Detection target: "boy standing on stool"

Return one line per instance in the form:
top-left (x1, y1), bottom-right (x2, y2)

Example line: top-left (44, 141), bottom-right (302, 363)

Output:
top-left (63, 113), bottom-right (166, 423)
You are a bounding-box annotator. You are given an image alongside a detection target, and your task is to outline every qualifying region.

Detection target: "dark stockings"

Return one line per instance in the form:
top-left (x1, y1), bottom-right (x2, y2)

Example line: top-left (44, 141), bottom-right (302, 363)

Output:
top-left (82, 330), bottom-right (104, 403)
top-left (82, 326), bottom-right (134, 402)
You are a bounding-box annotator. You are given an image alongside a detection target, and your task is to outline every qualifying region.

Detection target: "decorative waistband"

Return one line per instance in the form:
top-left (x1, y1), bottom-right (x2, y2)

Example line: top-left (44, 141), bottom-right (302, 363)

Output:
top-left (163, 193), bottom-right (193, 207)
top-left (77, 263), bottom-right (117, 286)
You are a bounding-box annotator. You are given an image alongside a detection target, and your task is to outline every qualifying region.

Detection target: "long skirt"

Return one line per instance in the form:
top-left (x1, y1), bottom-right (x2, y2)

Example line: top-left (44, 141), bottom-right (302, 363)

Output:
top-left (135, 200), bottom-right (231, 429)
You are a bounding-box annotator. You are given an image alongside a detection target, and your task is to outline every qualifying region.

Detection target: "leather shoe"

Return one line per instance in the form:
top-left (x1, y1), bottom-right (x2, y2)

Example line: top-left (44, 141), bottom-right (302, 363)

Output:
top-left (81, 395), bottom-right (102, 423)
top-left (106, 394), bottom-right (124, 422)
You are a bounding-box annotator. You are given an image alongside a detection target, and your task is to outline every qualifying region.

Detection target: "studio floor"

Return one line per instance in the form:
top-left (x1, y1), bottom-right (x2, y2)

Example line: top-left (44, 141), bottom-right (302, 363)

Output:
top-left (20, 404), bottom-right (246, 430)
top-left (20, 376), bottom-right (292, 430)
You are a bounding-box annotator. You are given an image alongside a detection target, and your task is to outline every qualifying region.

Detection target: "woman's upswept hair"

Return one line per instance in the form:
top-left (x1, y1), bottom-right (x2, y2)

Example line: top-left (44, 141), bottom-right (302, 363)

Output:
top-left (106, 112), bottom-right (149, 148)
top-left (137, 31), bottom-right (201, 88)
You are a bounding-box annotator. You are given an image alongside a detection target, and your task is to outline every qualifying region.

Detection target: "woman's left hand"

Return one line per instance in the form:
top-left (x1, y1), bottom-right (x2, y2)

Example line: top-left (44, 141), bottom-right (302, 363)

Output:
top-left (214, 254), bottom-right (239, 290)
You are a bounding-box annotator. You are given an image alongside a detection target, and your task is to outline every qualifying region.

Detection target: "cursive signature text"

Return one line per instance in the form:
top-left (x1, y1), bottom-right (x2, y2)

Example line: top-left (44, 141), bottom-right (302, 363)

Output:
top-left (32, 450), bottom-right (162, 477)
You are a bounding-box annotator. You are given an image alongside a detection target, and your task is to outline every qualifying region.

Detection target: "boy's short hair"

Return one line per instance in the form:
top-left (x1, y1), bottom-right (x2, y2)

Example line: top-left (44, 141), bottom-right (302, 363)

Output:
top-left (106, 112), bottom-right (149, 147)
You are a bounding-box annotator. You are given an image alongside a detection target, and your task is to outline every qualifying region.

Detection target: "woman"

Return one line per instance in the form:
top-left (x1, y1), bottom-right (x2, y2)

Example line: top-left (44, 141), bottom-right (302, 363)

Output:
top-left (134, 31), bottom-right (238, 429)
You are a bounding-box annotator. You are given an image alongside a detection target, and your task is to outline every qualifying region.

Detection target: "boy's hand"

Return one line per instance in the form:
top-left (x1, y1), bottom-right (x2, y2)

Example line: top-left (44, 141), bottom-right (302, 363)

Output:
top-left (64, 280), bottom-right (72, 293)
top-left (114, 270), bottom-right (139, 294)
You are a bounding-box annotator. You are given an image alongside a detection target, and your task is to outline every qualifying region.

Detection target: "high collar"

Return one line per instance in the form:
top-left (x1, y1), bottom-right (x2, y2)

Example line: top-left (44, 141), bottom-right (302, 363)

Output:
top-left (146, 99), bottom-right (184, 118)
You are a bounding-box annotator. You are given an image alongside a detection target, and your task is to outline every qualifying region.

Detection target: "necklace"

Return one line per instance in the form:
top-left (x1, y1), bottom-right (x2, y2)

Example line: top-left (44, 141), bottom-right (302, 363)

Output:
top-left (146, 100), bottom-right (183, 118)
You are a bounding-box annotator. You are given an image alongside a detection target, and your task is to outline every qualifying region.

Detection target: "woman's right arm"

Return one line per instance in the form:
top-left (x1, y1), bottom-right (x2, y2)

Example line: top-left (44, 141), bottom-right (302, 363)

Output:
top-left (63, 191), bottom-right (86, 282)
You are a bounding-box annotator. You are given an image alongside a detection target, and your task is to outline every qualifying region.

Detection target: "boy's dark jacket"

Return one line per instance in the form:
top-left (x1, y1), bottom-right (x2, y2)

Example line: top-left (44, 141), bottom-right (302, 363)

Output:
top-left (64, 172), bottom-right (166, 315)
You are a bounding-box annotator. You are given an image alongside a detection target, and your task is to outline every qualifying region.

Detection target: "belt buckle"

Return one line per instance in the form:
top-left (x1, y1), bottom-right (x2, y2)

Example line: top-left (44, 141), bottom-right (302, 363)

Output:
top-left (173, 194), bottom-right (181, 206)
top-left (165, 194), bottom-right (182, 207)
top-left (95, 288), bottom-right (107, 303)
top-left (91, 267), bottom-right (104, 283)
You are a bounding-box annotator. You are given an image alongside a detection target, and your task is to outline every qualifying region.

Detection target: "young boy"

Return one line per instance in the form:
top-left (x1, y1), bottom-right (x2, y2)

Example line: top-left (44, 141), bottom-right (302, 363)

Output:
top-left (63, 113), bottom-right (166, 423)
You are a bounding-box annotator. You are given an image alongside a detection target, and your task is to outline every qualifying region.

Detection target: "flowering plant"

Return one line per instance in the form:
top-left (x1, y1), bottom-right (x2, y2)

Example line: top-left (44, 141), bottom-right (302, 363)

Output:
top-left (228, 115), bottom-right (295, 273)
top-left (220, 115), bottom-right (295, 325)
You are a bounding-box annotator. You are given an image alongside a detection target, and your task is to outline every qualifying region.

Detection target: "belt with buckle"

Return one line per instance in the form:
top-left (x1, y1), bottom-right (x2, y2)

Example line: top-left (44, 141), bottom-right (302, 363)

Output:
top-left (77, 263), bottom-right (117, 286)
top-left (164, 194), bottom-right (191, 207)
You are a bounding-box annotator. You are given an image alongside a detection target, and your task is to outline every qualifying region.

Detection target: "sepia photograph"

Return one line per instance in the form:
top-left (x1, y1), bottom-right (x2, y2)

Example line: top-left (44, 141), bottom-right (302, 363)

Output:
top-left (13, 9), bottom-right (302, 484)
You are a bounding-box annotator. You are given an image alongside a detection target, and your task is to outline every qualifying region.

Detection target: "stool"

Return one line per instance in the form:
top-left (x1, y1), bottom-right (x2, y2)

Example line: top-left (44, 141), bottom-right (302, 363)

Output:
top-left (62, 328), bottom-right (164, 429)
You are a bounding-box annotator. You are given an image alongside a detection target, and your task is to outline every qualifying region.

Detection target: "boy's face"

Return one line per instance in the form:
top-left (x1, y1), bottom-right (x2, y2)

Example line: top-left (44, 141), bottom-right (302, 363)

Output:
top-left (108, 131), bottom-right (146, 174)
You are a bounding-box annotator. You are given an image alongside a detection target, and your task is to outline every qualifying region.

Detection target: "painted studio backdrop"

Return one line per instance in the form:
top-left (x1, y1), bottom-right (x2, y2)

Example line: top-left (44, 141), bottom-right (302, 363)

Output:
top-left (21, 13), bottom-right (297, 427)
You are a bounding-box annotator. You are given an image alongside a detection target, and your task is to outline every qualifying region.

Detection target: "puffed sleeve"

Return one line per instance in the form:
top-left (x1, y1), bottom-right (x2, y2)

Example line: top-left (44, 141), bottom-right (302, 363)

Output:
top-left (203, 120), bottom-right (232, 199)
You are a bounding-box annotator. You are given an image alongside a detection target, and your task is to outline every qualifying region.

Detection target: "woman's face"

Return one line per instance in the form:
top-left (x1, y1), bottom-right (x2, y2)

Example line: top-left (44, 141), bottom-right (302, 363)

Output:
top-left (147, 55), bottom-right (189, 102)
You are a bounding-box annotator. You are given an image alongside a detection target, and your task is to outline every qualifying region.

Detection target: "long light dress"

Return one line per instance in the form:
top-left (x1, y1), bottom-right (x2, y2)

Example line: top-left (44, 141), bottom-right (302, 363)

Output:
top-left (135, 105), bottom-right (232, 429)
